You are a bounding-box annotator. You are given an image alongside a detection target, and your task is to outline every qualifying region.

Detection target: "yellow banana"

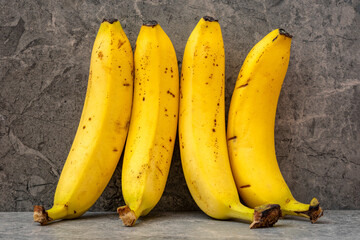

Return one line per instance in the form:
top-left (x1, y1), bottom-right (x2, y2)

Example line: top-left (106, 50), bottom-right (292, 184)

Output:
top-left (227, 29), bottom-right (323, 223)
top-left (33, 19), bottom-right (133, 225)
top-left (179, 16), bottom-right (281, 229)
top-left (117, 21), bottom-right (179, 226)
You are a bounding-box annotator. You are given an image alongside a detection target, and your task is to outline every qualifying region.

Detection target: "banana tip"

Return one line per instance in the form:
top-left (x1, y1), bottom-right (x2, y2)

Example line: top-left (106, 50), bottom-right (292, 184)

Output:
top-left (279, 28), bottom-right (293, 38)
top-left (102, 18), bottom-right (118, 24)
top-left (203, 16), bottom-right (218, 22)
top-left (143, 20), bottom-right (158, 27)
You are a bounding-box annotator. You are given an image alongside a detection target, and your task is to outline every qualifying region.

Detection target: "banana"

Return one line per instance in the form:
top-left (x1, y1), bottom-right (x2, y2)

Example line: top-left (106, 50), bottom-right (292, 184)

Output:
top-left (33, 19), bottom-right (133, 225)
top-left (179, 16), bottom-right (281, 229)
top-left (117, 21), bottom-right (179, 227)
top-left (227, 29), bottom-right (323, 223)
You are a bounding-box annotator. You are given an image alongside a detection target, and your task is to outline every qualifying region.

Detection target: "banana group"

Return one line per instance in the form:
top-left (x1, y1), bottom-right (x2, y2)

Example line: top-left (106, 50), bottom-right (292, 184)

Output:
top-left (179, 17), bottom-right (281, 228)
top-left (33, 19), bottom-right (133, 224)
top-left (117, 21), bottom-right (179, 226)
top-left (33, 17), bottom-right (323, 229)
top-left (227, 29), bottom-right (323, 223)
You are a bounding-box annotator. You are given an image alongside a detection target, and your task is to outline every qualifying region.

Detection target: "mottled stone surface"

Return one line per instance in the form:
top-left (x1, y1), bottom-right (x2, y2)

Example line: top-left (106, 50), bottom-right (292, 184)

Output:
top-left (0, 0), bottom-right (359, 212)
top-left (1, 211), bottom-right (360, 239)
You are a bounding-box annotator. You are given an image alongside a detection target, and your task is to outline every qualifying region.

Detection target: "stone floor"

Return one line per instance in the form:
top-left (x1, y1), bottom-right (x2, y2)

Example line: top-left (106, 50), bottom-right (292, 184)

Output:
top-left (1, 210), bottom-right (358, 239)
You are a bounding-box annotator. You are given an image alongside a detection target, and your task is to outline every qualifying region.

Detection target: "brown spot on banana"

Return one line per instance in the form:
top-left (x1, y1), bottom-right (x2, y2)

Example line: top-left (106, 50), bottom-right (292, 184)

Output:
top-left (98, 51), bottom-right (103, 60)
top-left (118, 39), bottom-right (125, 49)
top-left (227, 136), bottom-right (237, 141)
top-left (256, 52), bottom-right (264, 63)
top-left (167, 90), bottom-right (175, 98)
top-left (156, 165), bottom-right (163, 176)
top-left (237, 83), bottom-right (248, 88)
top-left (237, 78), bottom-right (251, 89)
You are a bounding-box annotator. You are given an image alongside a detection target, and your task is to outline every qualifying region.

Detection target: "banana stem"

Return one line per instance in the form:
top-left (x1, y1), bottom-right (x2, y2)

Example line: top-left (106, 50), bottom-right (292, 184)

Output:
top-left (33, 204), bottom-right (68, 225)
top-left (249, 204), bottom-right (282, 229)
top-left (117, 205), bottom-right (138, 226)
top-left (33, 206), bottom-right (52, 225)
top-left (283, 198), bottom-right (323, 223)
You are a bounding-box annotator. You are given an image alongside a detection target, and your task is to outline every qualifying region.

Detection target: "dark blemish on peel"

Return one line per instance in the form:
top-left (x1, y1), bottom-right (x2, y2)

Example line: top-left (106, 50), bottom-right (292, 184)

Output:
top-left (118, 40), bottom-right (124, 49)
top-left (240, 184), bottom-right (251, 188)
top-left (256, 52), bottom-right (264, 63)
top-left (143, 97), bottom-right (145, 101)
top-left (237, 78), bottom-right (251, 89)
top-left (123, 83), bottom-right (130, 86)
top-left (212, 128), bottom-right (216, 132)
top-left (227, 136), bottom-right (237, 141)
top-left (272, 36), bottom-right (278, 42)
top-left (98, 51), bottom-right (103, 59)
top-left (237, 83), bottom-right (248, 88)
top-left (83, 125), bottom-right (86, 129)
top-left (113, 148), bottom-right (118, 152)
top-left (167, 90), bottom-right (175, 98)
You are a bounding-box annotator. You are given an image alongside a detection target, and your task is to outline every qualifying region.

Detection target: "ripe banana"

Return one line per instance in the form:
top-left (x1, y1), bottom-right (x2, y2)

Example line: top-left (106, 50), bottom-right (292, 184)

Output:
top-left (227, 29), bottom-right (323, 223)
top-left (179, 16), bottom-right (281, 229)
top-left (117, 21), bottom-right (179, 226)
top-left (33, 19), bottom-right (133, 225)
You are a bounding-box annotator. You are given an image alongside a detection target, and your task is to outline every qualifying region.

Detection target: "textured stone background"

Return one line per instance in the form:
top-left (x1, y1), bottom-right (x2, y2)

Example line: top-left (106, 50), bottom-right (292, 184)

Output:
top-left (0, 0), bottom-right (359, 212)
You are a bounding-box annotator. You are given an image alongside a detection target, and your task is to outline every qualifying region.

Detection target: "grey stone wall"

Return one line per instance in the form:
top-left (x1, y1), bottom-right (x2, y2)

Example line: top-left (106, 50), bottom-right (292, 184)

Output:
top-left (0, 0), bottom-right (359, 211)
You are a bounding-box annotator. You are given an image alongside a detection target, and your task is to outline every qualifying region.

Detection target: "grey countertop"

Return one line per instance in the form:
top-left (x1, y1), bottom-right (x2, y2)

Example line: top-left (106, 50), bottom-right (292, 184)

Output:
top-left (1, 210), bottom-right (358, 239)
